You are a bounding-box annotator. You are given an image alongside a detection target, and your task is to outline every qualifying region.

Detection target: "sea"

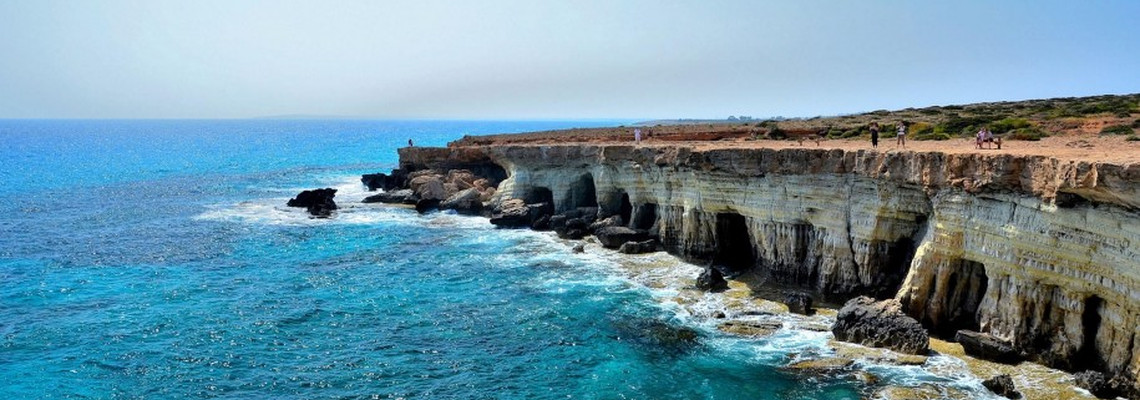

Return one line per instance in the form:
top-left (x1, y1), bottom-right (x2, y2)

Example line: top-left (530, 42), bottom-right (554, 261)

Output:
top-left (0, 120), bottom-right (999, 399)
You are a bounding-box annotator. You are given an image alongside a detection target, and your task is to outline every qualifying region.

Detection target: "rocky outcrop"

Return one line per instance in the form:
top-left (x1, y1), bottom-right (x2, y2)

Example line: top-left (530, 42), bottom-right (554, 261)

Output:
top-left (362, 189), bottom-right (416, 204)
top-left (696, 265), bottom-right (728, 292)
top-left (956, 330), bottom-right (1023, 364)
top-left (832, 296), bottom-right (930, 355)
top-left (595, 226), bottom-right (652, 249)
top-left (785, 292), bottom-right (814, 315)
top-left (982, 374), bottom-right (1021, 399)
top-left (362, 169), bottom-right (408, 191)
top-left (287, 188), bottom-right (337, 217)
top-left (489, 199), bottom-right (552, 228)
top-left (396, 143), bottom-right (1140, 392)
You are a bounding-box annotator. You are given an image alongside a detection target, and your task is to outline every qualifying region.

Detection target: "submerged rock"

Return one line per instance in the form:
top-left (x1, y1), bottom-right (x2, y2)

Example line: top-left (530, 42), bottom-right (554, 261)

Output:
top-left (831, 296), bottom-right (929, 355)
top-left (611, 318), bottom-right (700, 356)
top-left (785, 357), bottom-right (855, 374)
top-left (981, 374), bottom-right (1021, 399)
top-left (558, 218), bottom-right (589, 240)
top-left (955, 330), bottom-right (1023, 364)
top-left (571, 243), bottom-right (585, 253)
top-left (286, 188), bottom-right (337, 217)
top-left (717, 321), bottom-right (782, 337)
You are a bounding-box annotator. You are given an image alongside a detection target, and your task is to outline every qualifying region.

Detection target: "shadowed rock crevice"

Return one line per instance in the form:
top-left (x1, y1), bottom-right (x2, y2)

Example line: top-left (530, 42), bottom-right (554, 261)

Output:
top-left (631, 203), bottom-right (658, 230)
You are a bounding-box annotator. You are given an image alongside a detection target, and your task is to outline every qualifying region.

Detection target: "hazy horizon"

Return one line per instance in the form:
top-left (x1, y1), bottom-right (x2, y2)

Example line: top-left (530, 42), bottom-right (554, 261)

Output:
top-left (2, 1), bottom-right (1139, 120)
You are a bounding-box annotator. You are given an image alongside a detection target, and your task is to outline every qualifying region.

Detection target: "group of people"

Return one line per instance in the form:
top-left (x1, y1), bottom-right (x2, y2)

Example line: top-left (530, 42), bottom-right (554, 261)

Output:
top-left (976, 127), bottom-right (997, 149)
top-left (867, 122), bottom-right (909, 149)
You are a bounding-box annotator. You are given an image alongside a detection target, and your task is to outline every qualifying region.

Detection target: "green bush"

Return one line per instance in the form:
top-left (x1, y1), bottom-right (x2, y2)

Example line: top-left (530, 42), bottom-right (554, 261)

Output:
top-left (990, 118), bottom-right (1033, 133)
top-left (1131, 119), bottom-right (1140, 128)
top-left (914, 132), bottom-right (952, 141)
top-left (1100, 125), bottom-right (1135, 135)
top-left (1006, 128), bottom-right (1048, 141)
top-left (1126, 135), bottom-right (1140, 142)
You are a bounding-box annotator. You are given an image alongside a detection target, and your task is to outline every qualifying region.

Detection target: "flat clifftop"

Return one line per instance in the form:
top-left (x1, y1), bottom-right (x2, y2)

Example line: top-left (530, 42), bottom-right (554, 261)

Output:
top-left (403, 138), bottom-right (1140, 210)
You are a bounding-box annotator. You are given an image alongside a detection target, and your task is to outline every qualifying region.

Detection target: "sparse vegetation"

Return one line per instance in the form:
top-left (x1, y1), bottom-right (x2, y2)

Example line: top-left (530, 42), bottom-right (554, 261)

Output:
top-left (1101, 125), bottom-right (1135, 135)
top-left (1126, 135), bottom-right (1140, 142)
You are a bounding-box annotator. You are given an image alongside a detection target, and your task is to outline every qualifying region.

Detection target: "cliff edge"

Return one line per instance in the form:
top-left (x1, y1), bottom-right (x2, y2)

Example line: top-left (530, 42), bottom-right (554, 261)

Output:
top-left (396, 143), bottom-right (1140, 394)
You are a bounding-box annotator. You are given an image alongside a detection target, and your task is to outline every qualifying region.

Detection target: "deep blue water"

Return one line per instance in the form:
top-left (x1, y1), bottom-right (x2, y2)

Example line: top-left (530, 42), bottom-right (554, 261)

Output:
top-left (0, 120), bottom-right (984, 399)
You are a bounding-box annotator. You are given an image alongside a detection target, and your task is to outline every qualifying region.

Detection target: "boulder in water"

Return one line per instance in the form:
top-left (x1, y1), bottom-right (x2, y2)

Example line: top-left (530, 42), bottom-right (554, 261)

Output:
top-left (784, 292), bottom-right (814, 315)
top-left (695, 264), bottom-right (728, 292)
top-left (831, 296), bottom-right (929, 355)
top-left (287, 188), bottom-right (337, 218)
top-left (618, 239), bottom-right (658, 254)
top-left (982, 374), bottom-right (1022, 399)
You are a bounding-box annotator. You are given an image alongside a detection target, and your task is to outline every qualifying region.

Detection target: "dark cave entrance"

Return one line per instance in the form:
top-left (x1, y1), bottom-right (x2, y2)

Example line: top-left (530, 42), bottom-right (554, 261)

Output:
top-left (1077, 295), bottom-right (1105, 369)
top-left (618, 193), bottom-right (633, 224)
top-left (525, 186), bottom-right (554, 205)
top-left (631, 203), bottom-right (658, 230)
top-left (713, 212), bottom-right (756, 272)
top-left (935, 259), bottom-right (989, 336)
top-left (564, 174), bottom-right (598, 211)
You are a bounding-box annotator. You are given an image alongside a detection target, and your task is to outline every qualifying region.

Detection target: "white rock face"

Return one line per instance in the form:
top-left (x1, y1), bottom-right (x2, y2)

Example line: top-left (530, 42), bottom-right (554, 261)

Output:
top-left (401, 144), bottom-right (1140, 389)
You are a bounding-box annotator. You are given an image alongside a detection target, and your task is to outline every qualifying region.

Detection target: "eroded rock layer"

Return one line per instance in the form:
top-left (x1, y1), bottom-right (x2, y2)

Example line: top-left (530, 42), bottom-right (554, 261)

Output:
top-left (398, 144), bottom-right (1140, 392)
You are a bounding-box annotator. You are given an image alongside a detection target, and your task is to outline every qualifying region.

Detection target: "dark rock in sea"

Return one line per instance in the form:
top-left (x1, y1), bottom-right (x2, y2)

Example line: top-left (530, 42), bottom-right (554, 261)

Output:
top-left (549, 214), bottom-right (568, 230)
top-left (785, 292), bottom-right (814, 315)
top-left (571, 243), bottom-right (585, 253)
top-left (594, 226), bottom-right (651, 248)
top-left (559, 218), bottom-right (589, 240)
top-left (712, 311), bottom-right (726, 319)
top-left (287, 188), bottom-right (337, 217)
top-left (696, 264), bottom-right (728, 292)
top-left (361, 169), bottom-right (407, 191)
top-left (1074, 370), bottom-right (1125, 399)
top-left (439, 188), bottom-right (483, 215)
top-left (532, 214), bottom-right (551, 231)
top-left (618, 239), bottom-right (658, 254)
top-left (415, 198), bottom-right (440, 214)
top-left (489, 199), bottom-right (552, 228)
top-left (955, 330), bottom-right (1023, 364)
top-left (982, 374), bottom-right (1022, 399)
top-left (362, 189), bottom-right (417, 204)
top-left (831, 296), bottom-right (929, 355)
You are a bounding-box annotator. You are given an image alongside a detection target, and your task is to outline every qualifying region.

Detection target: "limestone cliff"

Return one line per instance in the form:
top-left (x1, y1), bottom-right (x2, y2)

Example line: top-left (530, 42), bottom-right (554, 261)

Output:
top-left (397, 144), bottom-right (1140, 391)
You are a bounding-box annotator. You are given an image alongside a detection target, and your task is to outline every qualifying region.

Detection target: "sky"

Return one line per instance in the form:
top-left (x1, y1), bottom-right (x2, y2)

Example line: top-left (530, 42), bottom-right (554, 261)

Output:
top-left (1, 0), bottom-right (1138, 120)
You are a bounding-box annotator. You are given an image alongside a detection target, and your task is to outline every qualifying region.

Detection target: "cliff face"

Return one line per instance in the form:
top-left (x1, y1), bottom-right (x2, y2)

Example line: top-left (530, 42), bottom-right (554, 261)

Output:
top-left (399, 144), bottom-right (1140, 389)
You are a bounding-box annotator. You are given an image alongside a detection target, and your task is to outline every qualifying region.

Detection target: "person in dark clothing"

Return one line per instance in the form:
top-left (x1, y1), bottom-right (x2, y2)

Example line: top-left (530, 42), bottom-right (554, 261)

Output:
top-left (869, 122), bottom-right (880, 149)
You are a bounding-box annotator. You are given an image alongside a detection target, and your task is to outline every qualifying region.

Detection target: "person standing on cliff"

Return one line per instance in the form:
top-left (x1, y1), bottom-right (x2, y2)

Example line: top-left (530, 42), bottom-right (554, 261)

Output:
top-left (634, 128), bottom-right (642, 143)
top-left (870, 122), bottom-right (880, 149)
top-left (408, 139), bottom-right (414, 147)
top-left (896, 122), bottom-right (907, 148)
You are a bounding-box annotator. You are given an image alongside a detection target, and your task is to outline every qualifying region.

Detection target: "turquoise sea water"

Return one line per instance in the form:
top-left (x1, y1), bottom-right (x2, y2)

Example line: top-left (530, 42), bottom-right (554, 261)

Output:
top-left (0, 120), bottom-right (992, 399)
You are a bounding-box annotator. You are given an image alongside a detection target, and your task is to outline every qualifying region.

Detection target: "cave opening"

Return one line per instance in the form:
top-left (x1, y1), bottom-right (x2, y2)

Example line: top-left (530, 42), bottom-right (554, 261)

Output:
top-left (619, 193), bottom-right (633, 224)
top-left (525, 186), bottom-right (554, 205)
top-left (631, 203), bottom-right (658, 230)
top-left (714, 212), bottom-right (756, 273)
top-left (564, 174), bottom-right (598, 211)
top-left (934, 259), bottom-right (989, 337)
top-left (1077, 295), bottom-right (1105, 370)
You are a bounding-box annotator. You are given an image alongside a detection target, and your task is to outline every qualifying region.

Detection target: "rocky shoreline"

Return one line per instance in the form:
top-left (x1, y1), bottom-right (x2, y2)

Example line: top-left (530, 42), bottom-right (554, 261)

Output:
top-left (365, 142), bottom-right (1139, 399)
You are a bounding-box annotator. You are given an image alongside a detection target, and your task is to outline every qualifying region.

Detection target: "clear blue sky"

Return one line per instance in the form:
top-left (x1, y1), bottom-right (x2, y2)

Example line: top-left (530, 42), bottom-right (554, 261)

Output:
top-left (1, 0), bottom-right (1138, 119)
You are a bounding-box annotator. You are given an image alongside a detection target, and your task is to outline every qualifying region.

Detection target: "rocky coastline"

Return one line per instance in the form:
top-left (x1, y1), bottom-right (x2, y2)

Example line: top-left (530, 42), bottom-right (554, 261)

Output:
top-left (365, 142), bottom-right (1139, 398)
